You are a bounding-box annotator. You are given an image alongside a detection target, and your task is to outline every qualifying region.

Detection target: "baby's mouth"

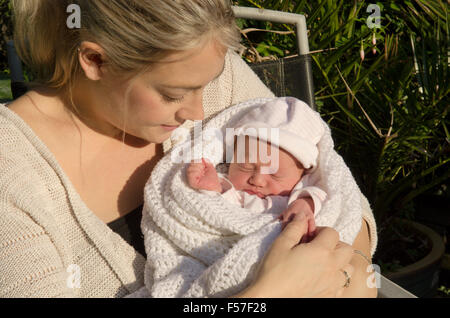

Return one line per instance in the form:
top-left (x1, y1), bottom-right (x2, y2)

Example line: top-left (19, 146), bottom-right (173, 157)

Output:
top-left (244, 189), bottom-right (266, 198)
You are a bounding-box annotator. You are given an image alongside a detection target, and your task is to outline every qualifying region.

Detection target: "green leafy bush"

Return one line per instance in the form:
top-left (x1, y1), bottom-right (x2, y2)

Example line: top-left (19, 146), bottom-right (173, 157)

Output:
top-left (234, 0), bottom-right (449, 229)
top-left (0, 0), bottom-right (13, 75)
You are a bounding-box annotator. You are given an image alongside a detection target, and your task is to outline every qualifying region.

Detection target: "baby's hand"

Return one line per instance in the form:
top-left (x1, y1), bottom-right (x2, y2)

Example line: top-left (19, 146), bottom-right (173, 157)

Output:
top-left (278, 197), bottom-right (316, 243)
top-left (186, 158), bottom-right (222, 192)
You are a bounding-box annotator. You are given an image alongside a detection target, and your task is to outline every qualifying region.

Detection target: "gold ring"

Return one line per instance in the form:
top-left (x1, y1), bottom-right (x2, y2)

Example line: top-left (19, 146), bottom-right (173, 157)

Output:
top-left (340, 269), bottom-right (351, 288)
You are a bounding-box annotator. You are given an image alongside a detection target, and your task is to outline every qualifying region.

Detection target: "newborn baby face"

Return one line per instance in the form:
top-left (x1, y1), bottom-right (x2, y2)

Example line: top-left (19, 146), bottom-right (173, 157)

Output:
top-left (228, 136), bottom-right (305, 198)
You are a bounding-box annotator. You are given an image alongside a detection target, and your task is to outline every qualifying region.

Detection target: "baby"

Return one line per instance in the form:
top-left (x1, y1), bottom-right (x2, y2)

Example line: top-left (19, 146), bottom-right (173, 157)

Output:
top-left (134, 97), bottom-right (363, 298)
top-left (187, 97), bottom-right (327, 242)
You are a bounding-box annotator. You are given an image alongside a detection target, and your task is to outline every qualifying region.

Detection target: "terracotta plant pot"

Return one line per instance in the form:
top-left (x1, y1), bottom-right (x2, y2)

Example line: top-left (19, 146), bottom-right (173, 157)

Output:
top-left (383, 219), bottom-right (445, 297)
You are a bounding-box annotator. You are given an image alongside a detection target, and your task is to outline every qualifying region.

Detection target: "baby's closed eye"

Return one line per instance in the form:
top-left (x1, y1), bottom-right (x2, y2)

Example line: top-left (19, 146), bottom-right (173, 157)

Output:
top-left (270, 174), bottom-right (283, 180)
top-left (237, 163), bottom-right (254, 171)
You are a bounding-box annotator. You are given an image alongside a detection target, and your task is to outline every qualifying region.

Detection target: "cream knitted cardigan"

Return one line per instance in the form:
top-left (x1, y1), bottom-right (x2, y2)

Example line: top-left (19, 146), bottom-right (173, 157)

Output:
top-left (135, 98), bottom-right (366, 298)
top-left (0, 51), bottom-right (377, 298)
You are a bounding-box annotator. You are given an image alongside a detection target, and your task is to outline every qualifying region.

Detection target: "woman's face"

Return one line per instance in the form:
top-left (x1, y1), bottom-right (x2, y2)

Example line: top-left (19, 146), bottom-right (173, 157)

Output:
top-left (84, 40), bottom-right (227, 144)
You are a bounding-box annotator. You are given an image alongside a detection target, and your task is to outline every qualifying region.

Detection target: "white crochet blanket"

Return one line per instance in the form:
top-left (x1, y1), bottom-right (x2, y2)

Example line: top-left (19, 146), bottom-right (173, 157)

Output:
top-left (136, 98), bottom-right (363, 298)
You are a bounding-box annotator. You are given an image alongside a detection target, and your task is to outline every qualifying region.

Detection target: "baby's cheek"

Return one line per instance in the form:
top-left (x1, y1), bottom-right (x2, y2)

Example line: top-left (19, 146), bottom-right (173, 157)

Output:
top-left (227, 171), bottom-right (247, 190)
top-left (271, 180), bottom-right (294, 196)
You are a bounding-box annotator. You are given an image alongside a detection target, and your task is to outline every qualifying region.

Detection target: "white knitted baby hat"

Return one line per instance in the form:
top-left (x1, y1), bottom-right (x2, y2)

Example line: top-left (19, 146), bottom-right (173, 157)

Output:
top-left (229, 97), bottom-right (325, 169)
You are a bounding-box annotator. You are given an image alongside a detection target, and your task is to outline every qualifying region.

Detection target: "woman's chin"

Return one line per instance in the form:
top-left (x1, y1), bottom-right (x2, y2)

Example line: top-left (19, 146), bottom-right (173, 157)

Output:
top-left (114, 128), bottom-right (165, 147)
top-left (144, 130), bottom-right (174, 145)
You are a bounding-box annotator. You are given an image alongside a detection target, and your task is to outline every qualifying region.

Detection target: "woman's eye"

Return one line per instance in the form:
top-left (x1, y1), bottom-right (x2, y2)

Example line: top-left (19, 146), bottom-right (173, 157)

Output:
top-left (162, 94), bottom-right (185, 103)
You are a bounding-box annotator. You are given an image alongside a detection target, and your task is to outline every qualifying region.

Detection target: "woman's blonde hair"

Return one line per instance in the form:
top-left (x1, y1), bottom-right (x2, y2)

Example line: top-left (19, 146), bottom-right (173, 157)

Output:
top-left (11, 0), bottom-right (240, 92)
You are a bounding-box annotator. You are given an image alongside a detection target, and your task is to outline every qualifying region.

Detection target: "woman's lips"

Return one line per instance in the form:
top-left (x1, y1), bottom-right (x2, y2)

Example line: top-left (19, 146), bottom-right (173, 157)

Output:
top-left (161, 125), bottom-right (180, 131)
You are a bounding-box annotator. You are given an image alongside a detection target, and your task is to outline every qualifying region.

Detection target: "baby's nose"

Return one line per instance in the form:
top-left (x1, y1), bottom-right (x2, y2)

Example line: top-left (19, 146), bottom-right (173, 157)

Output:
top-left (249, 173), bottom-right (267, 187)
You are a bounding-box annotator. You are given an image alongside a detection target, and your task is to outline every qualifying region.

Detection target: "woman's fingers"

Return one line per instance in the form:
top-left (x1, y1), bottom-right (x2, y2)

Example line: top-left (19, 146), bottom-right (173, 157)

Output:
top-left (249, 223), bottom-right (358, 298)
top-left (335, 264), bottom-right (354, 297)
top-left (308, 226), bottom-right (340, 251)
top-left (341, 264), bottom-right (354, 283)
top-left (333, 241), bottom-right (354, 268)
top-left (334, 241), bottom-right (353, 264)
top-left (328, 241), bottom-right (354, 297)
top-left (273, 213), bottom-right (309, 250)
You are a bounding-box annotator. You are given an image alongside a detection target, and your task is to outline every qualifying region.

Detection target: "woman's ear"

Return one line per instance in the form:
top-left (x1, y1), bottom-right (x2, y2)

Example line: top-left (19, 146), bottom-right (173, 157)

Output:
top-left (78, 41), bottom-right (108, 81)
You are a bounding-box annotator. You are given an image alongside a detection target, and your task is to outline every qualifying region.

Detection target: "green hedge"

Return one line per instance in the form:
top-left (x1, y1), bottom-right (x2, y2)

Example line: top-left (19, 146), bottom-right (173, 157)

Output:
top-left (0, 0), bottom-right (13, 75)
top-left (233, 0), bottom-right (449, 225)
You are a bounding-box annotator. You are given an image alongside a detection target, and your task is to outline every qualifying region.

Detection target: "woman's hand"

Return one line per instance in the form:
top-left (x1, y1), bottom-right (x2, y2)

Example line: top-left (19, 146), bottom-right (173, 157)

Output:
top-left (237, 213), bottom-right (354, 298)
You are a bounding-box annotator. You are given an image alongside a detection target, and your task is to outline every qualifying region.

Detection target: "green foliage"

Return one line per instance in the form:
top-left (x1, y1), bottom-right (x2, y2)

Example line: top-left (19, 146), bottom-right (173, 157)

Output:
top-left (0, 77), bottom-right (12, 101)
top-left (438, 285), bottom-right (450, 296)
top-left (234, 0), bottom-right (449, 228)
top-left (0, 0), bottom-right (13, 75)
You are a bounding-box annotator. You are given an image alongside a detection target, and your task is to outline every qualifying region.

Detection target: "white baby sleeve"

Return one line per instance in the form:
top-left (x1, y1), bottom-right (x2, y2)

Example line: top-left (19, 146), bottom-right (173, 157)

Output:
top-left (199, 173), bottom-right (243, 205)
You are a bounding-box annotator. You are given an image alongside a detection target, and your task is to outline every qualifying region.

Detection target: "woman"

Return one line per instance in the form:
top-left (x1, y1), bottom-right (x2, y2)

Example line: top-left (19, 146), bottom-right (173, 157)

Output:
top-left (0, 0), bottom-right (377, 297)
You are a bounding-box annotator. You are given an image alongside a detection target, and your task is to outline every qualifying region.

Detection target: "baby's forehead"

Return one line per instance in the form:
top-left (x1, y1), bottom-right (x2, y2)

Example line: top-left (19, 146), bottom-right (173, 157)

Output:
top-left (232, 135), bottom-right (302, 168)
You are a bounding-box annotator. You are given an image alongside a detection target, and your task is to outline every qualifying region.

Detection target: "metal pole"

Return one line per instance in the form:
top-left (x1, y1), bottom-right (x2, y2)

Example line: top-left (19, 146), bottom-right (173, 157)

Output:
top-left (232, 6), bottom-right (310, 55)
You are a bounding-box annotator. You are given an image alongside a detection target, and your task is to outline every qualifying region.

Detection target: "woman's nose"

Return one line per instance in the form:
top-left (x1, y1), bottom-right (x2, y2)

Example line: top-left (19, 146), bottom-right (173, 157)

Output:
top-left (176, 93), bottom-right (204, 122)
